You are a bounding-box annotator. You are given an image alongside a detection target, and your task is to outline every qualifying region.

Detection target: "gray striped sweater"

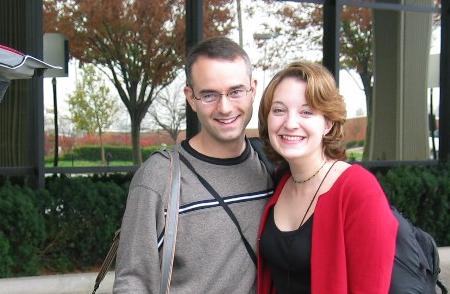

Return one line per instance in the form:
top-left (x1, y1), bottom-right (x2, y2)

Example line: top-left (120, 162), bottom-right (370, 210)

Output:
top-left (113, 139), bottom-right (274, 294)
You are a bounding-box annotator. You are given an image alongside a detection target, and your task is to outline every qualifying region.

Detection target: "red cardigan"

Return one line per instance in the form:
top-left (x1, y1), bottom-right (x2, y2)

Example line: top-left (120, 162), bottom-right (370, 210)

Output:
top-left (257, 164), bottom-right (398, 294)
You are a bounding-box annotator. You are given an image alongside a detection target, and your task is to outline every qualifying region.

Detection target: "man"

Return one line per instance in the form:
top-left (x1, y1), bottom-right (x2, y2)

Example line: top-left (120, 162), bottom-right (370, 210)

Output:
top-left (113, 37), bottom-right (273, 293)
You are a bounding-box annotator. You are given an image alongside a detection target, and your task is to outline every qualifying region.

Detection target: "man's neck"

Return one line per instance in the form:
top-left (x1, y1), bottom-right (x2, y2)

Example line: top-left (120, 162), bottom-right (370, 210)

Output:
top-left (188, 134), bottom-right (246, 159)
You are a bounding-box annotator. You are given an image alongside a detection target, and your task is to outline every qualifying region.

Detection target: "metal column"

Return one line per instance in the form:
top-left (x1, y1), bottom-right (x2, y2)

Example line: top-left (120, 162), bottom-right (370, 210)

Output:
top-left (440, 0), bottom-right (450, 162)
top-left (185, 0), bottom-right (203, 139)
top-left (323, 0), bottom-right (341, 83)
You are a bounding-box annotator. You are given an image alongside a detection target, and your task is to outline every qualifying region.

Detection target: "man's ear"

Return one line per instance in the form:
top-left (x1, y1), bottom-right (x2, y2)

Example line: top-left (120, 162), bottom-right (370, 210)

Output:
top-left (250, 79), bottom-right (257, 103)
top-left (184, 86), bottom-right (197, 112)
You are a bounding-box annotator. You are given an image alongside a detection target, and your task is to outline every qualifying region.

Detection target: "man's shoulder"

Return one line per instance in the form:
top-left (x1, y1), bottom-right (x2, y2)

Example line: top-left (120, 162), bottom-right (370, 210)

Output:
top-left (130, 148), bottom-right (172, 190)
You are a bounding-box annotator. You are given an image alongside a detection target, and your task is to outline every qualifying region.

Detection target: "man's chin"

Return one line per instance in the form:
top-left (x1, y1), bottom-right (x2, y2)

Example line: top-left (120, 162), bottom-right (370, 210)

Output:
top-left (214, 131), bottom-right (246, 144)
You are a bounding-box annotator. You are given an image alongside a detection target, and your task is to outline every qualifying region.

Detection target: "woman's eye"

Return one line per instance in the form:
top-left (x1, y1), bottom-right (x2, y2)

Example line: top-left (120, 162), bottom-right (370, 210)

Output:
top-left (300, 110), bottom-right (313, 116)
top-left (271, 108), bottom-right (285, 114)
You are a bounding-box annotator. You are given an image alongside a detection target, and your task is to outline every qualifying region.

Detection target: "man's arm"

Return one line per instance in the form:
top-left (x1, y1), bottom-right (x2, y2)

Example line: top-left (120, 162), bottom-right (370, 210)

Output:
top-left (113, 160), bottom-right (167, 293)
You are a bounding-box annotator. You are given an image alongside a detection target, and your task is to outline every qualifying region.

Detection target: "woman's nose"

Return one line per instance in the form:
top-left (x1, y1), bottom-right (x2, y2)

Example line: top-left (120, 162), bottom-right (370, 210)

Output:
top-left (284, 112), bottom-right (300, 129)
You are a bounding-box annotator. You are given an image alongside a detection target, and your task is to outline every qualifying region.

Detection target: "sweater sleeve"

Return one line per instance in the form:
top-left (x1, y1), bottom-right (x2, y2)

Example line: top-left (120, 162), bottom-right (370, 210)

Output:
top-left (113, 157), bottom-right (168, 293)
top-left (342, 166), bottom-right (398, 294)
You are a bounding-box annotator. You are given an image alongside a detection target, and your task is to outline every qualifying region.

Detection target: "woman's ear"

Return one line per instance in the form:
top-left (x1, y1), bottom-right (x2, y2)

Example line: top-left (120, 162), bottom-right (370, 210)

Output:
top-left (324, 119), bottom-right (334, 136)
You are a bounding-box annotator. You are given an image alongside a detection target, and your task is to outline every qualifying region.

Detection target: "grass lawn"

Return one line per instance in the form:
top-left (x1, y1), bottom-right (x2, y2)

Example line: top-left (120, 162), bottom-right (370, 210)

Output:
top-left (45, 160), bottom-right (133, 167)
top-left (346, 147), bottom-right (363, 161)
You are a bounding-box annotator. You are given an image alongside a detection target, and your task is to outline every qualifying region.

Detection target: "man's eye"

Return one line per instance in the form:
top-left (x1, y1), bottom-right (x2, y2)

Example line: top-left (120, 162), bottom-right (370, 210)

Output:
top-left (201, 93), bottom-right (218, 101)
top-left (229, 89), bottom-right (245, 97)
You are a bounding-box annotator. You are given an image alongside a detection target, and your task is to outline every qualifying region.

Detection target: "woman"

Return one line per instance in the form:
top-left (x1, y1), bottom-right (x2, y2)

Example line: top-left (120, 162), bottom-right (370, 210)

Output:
top-left (257, 61), bottom-right (398, 294)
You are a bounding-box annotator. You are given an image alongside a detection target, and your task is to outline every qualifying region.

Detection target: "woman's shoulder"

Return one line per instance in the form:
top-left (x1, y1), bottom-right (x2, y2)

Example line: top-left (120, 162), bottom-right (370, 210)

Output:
top-left (323, 161), bottom-right (382, 197)
top-left (333, 162), bottom-right (377, 184)
top-left (320, 160), bottom-right (351, 193)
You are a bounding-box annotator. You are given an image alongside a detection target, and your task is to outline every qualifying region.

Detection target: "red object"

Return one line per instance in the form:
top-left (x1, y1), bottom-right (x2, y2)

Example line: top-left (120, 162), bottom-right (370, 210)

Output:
top-left (257, 164), bottom-right (398, 294)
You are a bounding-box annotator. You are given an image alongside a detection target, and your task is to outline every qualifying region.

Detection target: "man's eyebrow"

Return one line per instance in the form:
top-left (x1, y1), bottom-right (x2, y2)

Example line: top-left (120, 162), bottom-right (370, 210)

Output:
top-left (228, 84), bottom-right (247, 90)
top-left (198, 88), bottom-right (219, 94)
top-left (198, 84), bottom-right (247, 94)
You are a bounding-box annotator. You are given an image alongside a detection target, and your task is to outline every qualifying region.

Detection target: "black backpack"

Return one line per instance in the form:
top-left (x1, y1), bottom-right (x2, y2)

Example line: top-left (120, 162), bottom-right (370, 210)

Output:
top-left (249, 137), bottom-right (447, 294)
top-left (390, 208), bottom-right (447, 294)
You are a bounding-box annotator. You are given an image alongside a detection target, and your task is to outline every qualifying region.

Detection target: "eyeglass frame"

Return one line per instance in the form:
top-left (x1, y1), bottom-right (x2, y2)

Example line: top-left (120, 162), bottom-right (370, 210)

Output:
top-left (188, 84), bottom-right (254, 105)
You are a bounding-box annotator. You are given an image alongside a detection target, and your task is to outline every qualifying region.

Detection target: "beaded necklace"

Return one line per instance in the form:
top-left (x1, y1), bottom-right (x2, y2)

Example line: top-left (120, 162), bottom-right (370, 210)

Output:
top-left (292, 159), bottom-right (327, 184)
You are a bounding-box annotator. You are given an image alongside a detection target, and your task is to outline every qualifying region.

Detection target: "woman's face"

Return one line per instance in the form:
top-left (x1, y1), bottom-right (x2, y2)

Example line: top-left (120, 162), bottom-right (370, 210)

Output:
top-left (267, 77), bottom-right (332, 162)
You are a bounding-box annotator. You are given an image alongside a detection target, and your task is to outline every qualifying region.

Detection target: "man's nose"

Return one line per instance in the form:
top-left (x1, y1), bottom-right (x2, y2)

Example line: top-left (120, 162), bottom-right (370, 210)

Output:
top-left (216, 94), bottom-right (233, 113)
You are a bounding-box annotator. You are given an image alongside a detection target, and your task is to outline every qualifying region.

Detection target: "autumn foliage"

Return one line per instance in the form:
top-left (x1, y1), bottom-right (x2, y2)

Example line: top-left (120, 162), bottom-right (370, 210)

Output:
top-left (43, 0), bottom-right (234, 164)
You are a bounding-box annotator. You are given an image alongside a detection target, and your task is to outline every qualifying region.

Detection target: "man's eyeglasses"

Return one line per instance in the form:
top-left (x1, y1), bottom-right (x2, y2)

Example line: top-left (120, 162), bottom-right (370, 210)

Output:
top-left (190, 86), bottom-right (253, 104)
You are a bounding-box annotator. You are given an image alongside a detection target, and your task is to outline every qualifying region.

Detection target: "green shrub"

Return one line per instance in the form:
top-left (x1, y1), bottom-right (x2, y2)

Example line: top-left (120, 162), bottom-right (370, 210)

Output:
top-left (0, 232), bottom-right (13, 277)
top-left (377, 163), bottom-right (450, 246)
top-left (38, 176), bottom-right (127, 272)
top-left (0, 182), bottom-right (46, 277)
top-left (91, 172), bottom-right (133, 190)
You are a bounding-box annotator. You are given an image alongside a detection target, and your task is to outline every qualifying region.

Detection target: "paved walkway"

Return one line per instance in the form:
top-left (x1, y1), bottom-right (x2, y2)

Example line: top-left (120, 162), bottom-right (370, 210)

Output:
top-left (0, 271), bottom-right (114, 294)
top-left (0, 247), bottom-right (449, 294)
top-left (439, 247), bottom-right (450, 291)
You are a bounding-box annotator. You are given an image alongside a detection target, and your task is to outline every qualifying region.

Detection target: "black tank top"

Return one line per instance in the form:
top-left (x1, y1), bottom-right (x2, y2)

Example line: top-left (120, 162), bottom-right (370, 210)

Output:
top-left (260, 208), bottom-right (313, 294)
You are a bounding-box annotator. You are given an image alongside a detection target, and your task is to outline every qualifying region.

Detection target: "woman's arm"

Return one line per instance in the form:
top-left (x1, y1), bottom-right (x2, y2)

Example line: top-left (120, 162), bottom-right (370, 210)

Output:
top-left (343, 169), bottom-right (398, 294)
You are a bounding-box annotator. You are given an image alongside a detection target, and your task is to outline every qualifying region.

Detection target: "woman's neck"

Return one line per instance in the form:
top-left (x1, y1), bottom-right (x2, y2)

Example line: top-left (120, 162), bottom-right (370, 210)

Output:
top-left (289, 154), bottom-right (328, 183)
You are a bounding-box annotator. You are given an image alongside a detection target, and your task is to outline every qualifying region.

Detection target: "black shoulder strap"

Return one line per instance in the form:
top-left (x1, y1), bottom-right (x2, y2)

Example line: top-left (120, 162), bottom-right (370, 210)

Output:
top-left (248, 137), bottom-right (274, 179)
top-left (178, 153), bottom-right (257, 267)
top-left (248, 137), bottom-right (288, 183)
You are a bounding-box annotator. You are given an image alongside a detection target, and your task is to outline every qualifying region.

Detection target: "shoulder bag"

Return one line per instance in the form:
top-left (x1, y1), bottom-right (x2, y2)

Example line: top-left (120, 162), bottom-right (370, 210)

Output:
top-left (92, 146), bottom-right (181, 294)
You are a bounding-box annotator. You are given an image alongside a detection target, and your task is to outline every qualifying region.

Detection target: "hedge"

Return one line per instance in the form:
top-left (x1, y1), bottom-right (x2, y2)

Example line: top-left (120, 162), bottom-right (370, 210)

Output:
top-left (0, 162), bottom-right (449, 278)
top-left (377, 163), bottom-right (450, 247)
top-left (37, 176), bottom-right (128, 272)
top-left (0, 182), bottom-right (46, 277)
top-left (0, 177), bottom-right (128, 277)
top-left (62, 145), bottom-right (163, 162)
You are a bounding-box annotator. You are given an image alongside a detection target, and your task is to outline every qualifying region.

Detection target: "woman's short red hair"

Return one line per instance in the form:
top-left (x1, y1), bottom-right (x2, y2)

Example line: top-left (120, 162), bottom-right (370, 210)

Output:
top-left (258, 61), bottom-right (347, 164)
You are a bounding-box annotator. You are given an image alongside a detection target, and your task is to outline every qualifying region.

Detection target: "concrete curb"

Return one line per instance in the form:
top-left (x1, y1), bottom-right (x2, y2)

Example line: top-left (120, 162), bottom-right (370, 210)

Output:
top-left (438, 247), bottom-right (450, 291)
top-left (0, 271), bottom-right (114, 294)
top-left (0, 247), bottom-right (449, 294)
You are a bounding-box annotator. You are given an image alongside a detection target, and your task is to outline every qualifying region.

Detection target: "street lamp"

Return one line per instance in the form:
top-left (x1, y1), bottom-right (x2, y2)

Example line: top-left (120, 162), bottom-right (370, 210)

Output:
top-left (43, 33), bottom-right (69, 167)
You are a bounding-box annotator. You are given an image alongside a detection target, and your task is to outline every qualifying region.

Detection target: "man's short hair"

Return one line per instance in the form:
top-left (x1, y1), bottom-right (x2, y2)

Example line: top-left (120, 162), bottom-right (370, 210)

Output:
top-left (185, 36), bottom-right (252, 87)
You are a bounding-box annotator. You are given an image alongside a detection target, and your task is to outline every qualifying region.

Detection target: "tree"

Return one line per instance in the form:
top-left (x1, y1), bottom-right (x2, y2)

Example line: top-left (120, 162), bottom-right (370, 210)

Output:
top-left (339, 7), bottom-right (373, 159)
top-left (68, 65), bottom-right (118, 163)
top-left (43, 0), bottom-right (233, 164)
top-left (252, 1), bottom-right (374, 158)
top-left (148, 81), bottom-right (186, 143)
top-left (250, 1), bottom-right (322, 70)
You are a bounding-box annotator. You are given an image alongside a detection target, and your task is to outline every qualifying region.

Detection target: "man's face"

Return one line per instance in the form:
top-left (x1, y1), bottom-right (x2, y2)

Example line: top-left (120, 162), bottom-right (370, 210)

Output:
top-left (185, 56), bottom-right (256, 147)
